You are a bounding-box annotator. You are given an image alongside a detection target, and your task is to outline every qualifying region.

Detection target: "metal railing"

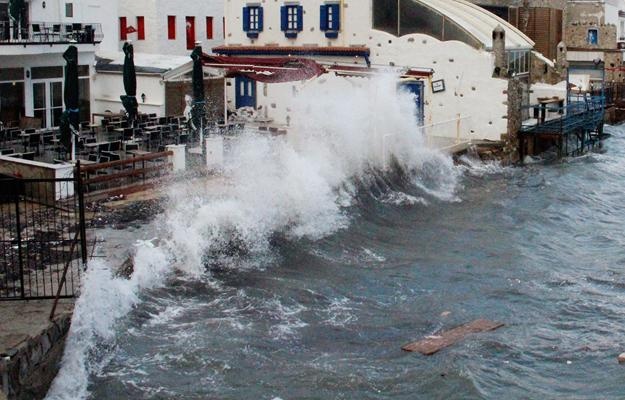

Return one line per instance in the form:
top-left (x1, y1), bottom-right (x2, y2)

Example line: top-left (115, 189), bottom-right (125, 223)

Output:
top-left (521, 95), bottom-right (606, 134)
top-left (0, 21), bottom-right (103, 44)
top-left (79, 151), bottom-right (174, 196)
top-left (0, 174), bottom-right (87, 301)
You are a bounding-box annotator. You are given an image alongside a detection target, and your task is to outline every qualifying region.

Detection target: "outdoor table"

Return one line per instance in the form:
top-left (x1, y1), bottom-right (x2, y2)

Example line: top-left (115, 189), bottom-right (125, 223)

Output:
top-left (84, 141), bottom-right (111, 150)
top-left (534, 97), bottom-right (564, 124)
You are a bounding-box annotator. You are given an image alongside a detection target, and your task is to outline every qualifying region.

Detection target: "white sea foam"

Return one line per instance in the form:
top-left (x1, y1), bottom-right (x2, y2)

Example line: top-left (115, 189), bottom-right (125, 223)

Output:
top-left (46, 244), bottom-right (169, 400)
top-left (47, 74), bottom-right (460, 399)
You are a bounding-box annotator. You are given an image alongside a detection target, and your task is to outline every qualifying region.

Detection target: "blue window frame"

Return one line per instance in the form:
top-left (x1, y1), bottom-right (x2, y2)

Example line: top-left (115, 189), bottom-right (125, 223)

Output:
top-left (243, 5), bottom-right (264, 38)
top-left (587, 28), bottom-right (598, 45)
top-left (281, 4), bottom-right (303, 38)
top-left (320, 3), bottom-right (340, 39)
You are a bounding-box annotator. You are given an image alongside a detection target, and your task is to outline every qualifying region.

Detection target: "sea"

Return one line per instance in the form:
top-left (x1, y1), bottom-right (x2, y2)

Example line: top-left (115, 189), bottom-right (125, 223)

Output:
top-left (46, 76), bottom-right (625, 400)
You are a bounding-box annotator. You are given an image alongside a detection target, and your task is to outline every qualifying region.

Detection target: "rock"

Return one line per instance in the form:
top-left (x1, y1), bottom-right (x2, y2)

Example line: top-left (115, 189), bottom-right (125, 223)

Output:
top-left (440, 311), bottom-right (451, 317)
top-left (618, 353), bottom-right (625, 364)
top-left (116, 256), bottom-right (134, 279)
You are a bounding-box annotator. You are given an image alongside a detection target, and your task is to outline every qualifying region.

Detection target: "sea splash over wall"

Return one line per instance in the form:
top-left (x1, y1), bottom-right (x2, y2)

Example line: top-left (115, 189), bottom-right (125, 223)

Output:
top-left (46, 74), bottom-right (460, 399)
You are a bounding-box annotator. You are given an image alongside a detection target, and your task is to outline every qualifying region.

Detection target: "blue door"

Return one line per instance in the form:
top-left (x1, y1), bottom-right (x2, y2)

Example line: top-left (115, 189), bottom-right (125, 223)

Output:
top-left (400, 81), bottom-right (424, 125)
top-left (235, 76), bottom-right (257, 108)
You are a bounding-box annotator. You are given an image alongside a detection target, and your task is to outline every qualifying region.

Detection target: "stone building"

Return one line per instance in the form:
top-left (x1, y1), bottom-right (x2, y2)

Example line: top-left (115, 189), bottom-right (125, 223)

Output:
top-left (467, 0), bottom-right (566, 61)
top-left (564, 0), bottom-right (625, 85)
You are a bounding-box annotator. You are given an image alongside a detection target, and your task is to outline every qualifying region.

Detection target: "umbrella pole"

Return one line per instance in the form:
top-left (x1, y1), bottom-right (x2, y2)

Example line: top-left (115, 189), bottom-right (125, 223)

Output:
top-left (71, 133), bottom-right (76, 161)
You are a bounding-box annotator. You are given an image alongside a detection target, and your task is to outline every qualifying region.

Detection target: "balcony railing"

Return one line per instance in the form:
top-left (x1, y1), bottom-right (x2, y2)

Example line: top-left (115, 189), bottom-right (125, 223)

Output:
top-left (0, 22), bottom-right (103, 45)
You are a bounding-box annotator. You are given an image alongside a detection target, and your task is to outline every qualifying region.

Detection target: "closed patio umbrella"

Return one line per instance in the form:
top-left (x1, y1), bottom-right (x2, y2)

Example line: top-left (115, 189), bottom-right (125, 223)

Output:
top-left (8, 0), bottom-right (25, 22)
top-left (59, 45), bottom-right (80, 160)
top-left (190, 43), bottom-right (206, 143)
top-left (120, 42), bottom-right (138, 127)
top-left (8, 0), bottom-right (25, 40)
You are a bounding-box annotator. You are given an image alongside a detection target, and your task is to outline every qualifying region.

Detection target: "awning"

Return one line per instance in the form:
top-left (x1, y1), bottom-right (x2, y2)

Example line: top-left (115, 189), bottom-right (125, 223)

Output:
top-left (200, 54), bottom-right (325, 83)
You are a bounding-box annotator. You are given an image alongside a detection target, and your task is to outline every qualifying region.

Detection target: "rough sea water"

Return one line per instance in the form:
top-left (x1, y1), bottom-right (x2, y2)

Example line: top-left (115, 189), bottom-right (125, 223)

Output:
top-left (47, 76), bottom-right (625, 399)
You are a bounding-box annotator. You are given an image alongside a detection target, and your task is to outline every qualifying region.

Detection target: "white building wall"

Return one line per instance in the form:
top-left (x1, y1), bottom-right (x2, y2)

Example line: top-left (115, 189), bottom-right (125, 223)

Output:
top-left (0, 51), bottom-right (96, 118)
top-left (223, 1), bottom-right (508, 142)
top-left (26, 0), bottom-right (117, 53)
top-left (118, 0), bottom-right (224, 56)
top-left (92, 73), bottom-right (165, 117)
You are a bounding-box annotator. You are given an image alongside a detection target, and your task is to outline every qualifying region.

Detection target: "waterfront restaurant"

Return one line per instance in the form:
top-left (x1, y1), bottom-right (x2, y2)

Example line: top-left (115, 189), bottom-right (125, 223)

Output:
top-left (217, 0), bottom-right (538, 145)
top-left (0, 0), bottom-right (104, 129)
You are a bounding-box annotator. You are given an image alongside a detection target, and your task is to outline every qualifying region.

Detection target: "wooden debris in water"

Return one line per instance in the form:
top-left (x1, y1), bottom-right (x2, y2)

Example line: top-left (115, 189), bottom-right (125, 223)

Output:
top-left (402, 319), bottom-right (504, 355)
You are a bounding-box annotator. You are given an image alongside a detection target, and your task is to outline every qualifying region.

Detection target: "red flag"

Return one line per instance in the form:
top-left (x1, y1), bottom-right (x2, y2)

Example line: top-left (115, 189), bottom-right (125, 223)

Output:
top-left (126, 26), bottom-right (137, 34)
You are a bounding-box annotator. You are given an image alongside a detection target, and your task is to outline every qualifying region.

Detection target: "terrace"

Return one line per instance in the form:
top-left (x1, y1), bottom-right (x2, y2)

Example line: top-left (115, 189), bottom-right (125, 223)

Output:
top-left (0, 21), bottom-right (103, 45)
top-left (0, 113), bottom-right (194, 196)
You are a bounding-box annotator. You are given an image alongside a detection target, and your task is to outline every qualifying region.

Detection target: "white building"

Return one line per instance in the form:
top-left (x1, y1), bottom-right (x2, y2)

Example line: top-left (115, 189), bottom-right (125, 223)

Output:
top-left (91, 0), bottom-right (225, 119)
top-left (0, 0), bottom-right (112, 128)
top-left (219, 0), bottom-right (536, 143)
top-left (111, 0), bottom-right (224, 56)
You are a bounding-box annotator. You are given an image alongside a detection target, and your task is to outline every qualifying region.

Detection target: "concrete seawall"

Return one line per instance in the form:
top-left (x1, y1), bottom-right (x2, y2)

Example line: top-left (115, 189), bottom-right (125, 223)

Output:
top-left (1, 300), bottom-right (73, 400)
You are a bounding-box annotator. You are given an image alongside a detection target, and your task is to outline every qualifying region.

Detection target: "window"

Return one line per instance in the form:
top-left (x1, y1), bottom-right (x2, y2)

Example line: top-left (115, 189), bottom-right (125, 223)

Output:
top-left (206, 16), bottom-right (213, 39)
top-left (320, 3), bottom-right (340, 38)
top-left (65, 3), bottom-right (73, 18)
top-left (119, 17), bottom-right (127, 41)
top-left (137, 16), bottom-right (145, 40)
top-left (507, 50), bottom-right (530, 76)
top-left (587, 29), bottom-right (598, 45)
top-left (242, 6), bottom-right (263, 38)
top-left (372, 0), bottom-right (481, 49)
top-left (186, 16), bottom-right (195, 50)
top-left (168, 16), bottom-right (176, 40)
top-left (281, 5), bottom-right (303, 38)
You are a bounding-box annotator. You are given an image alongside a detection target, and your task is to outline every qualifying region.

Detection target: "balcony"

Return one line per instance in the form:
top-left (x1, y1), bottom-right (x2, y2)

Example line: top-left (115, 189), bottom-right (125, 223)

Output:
top-left (0, 22), bottom-right (103, 45)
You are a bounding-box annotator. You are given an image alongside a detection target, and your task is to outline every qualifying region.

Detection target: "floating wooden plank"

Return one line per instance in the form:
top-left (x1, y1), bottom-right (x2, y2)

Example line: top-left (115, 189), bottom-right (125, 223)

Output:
top-left (402, 319), bottom-right (504, 355)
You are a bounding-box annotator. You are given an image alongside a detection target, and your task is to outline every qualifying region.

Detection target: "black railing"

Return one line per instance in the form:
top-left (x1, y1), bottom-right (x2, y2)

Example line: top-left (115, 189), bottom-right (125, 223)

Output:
top-left (0, 21), bottom-right (103, 44)
top-left (0, 173), bottom-right (87, 301)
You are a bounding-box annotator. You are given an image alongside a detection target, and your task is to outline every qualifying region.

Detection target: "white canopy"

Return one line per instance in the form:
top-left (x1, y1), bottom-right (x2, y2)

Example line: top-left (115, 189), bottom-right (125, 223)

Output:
top-left (418, 0), bottom-right (535, 50)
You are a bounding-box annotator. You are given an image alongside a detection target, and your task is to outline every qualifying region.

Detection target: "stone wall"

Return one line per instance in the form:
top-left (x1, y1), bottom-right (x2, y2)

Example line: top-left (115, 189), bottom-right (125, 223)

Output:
top-left (605, 51), bottom-right (624, 82)
top-left (530, 52), bottom-right (564, 84)
top-left (0, 313), bottom-right (72, 400)
top-left (505, 77), bottom-right (524, 163)
top-left (164, 78), bottom-right (225, 122)
top-left (565, 24), bottom-right (617, 50)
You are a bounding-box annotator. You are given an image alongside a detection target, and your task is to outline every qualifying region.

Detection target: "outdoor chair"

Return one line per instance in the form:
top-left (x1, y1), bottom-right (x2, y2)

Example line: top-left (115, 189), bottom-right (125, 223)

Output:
top-left (32, 24), bottom-right (44, 41)
top-left (83, 25), bottom-right (94, 43)
top-left (28, 134), bottom-right (41, 155)
top-left (21, 152), bottom-right (35, 161)
top-left (51, 25), bottom-right (61, 40)
top-left (125, 143), bottom-right (139, 153)
top-left (148, 131), bottom-right (161, 150)
top-left (122, 128), bottom-right (134, 141)
top-left (64, 25), bottom-right (73, 40)
top-left (97, 143), bottom-right (110, 154)
top-left (0, 148), bottom-right (15, 155)
top-left (88, 153), bottom-right (98, 162)
top-left (109, 141), bottom-right (122, 152)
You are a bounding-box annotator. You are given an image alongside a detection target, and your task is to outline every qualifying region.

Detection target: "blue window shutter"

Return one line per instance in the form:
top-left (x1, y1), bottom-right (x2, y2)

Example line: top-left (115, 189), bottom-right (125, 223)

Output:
top-left (242, 7), bottom-right (250, 31)
top-left (280, 6), bottom-right (288, 31)
top-left (320, 5), bottom-right (328, 31)
top-left (258, 7), bottom-right (264, 31)
top-left (332, 4), bottom-right (340, 30)
top-left (297, 5), bottom-right (304, 31)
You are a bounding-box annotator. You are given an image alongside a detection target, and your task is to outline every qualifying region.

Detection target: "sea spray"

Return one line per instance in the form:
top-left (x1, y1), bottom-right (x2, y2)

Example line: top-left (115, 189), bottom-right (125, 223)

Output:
top-left (47, 74), bottom-right (461, 399)
top-left (45, 243), bottom-right (170, 400)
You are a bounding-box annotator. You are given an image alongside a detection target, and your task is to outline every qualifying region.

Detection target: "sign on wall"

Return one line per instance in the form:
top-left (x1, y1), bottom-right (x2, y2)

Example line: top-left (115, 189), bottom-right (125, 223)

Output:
top-left (432, 79), bottom-right (445, 93)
